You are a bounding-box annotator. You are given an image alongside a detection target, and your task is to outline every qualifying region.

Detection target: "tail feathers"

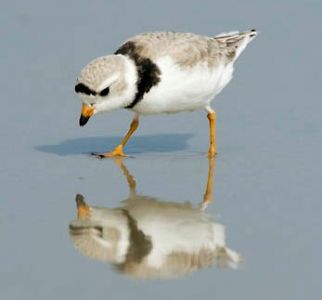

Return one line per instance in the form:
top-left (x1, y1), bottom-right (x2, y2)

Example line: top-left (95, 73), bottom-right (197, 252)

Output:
top-left (215, 29), bottom-right (257, 41)
top-left (215, 29), bottom-right (257, 60)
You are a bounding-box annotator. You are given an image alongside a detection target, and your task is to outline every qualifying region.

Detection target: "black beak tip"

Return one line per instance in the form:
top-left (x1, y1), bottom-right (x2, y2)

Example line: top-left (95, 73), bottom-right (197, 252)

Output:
top-left (79, 115), bottom-right (90, 127)
top-left (75, 194), bottom-right (86, 206)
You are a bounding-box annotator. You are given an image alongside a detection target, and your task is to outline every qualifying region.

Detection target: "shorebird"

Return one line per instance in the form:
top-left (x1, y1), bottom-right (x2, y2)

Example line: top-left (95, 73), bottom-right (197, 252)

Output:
top-left (69, 158), bottom-right (241, 279)
top-left (75, 30), bottom-right (257, 157)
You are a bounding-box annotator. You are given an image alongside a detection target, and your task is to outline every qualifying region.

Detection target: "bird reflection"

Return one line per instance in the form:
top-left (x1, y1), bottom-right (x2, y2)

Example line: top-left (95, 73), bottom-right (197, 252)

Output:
top-left (69, 158), bottom-right (241, 279)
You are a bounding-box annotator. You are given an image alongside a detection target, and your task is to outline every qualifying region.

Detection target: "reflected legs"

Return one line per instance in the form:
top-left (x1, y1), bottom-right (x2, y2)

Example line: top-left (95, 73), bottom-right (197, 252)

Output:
top-left (201, 157), bottom-right (215, 210)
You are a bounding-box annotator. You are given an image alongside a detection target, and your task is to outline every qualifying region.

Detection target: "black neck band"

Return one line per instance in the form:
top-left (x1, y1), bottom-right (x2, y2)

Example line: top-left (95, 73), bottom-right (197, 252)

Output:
top-left (115, 41), bottom-right (161, 109)
top-left (120, 208), bottom-right (152, 263)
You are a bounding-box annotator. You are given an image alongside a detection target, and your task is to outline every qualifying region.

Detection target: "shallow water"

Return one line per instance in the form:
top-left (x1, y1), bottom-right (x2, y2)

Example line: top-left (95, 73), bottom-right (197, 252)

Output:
top-left (1, 1), bottom-right (322, 299)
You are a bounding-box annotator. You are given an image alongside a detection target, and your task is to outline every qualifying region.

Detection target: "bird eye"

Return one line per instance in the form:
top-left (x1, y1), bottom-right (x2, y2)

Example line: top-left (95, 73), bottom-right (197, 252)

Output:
top-left (100, 86), bottom-right (110, 96)
top-left (75, 83), bottom-right (96, 96)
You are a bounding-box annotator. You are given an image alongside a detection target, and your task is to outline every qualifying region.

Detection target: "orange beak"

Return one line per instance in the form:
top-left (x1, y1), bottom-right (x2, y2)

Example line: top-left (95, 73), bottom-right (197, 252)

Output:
top-left (79, 104), bottom-right (94, 126)
top-left (75, 194), bottom-right (91, 218)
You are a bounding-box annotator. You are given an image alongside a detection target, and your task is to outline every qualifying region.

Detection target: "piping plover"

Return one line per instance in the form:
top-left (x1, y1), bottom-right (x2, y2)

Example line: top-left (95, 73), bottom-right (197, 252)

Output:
top-left (69, 159), bottom-right (241, 279)
top-left (75, 30), bottom-right (257, 157)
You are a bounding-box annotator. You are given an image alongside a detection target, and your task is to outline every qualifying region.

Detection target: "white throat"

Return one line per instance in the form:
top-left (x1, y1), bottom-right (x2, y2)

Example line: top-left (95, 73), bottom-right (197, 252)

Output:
top-left (120, 54), bottom-right (138, 106)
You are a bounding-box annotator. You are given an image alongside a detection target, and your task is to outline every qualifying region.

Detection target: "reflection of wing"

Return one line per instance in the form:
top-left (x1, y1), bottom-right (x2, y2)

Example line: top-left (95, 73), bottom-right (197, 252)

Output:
top-left (69, 158), bottom-right (241, 279)
top-left (118, 244), bottom-right (241, 279)
top-left (69, 194), bottom-right (241, 279)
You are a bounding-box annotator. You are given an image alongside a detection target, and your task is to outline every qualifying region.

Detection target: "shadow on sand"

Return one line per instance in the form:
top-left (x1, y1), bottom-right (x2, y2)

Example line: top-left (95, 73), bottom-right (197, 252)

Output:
top-left (35, 133), bottom-right (193, 156)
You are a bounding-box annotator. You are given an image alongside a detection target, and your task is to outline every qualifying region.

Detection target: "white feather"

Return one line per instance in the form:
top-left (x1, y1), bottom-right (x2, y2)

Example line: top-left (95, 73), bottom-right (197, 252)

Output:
top-left (215, 30), bottom-right (239, 37)
top-left (133, 56), bottom-right (234, 115)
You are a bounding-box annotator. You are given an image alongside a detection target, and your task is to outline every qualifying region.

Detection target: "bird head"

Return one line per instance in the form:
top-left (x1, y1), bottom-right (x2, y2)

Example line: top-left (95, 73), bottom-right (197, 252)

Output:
top-left (75, 55), bottom-right (137, 126)
top-left (69, 194), bottom-right (130, 263)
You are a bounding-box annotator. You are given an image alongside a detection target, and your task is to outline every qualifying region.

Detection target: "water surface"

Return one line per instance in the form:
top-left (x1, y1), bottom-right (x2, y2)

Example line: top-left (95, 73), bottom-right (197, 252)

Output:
top-left (1, 1), bottom-right (322, 299)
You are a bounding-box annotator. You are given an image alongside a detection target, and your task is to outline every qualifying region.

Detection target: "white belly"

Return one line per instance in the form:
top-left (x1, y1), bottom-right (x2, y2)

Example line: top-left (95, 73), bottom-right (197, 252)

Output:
top-left (133, 56), bottom-right (234, 115)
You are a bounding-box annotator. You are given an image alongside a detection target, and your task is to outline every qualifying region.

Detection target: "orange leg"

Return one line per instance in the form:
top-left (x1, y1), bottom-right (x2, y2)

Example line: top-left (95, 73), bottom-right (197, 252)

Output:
top-left (113, 157), bottom-right (137, 195)
top-left (201, 157), bottom-right (215, 210)
top-left (207, 111), bottom-right (216, 157)
top-left (95, 116), bottom-right (139, 158)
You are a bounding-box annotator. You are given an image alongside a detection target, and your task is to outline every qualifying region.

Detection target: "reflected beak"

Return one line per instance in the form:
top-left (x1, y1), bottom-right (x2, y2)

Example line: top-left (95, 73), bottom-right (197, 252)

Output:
top-left (79, 104), bottom-right (94, 126)
top-left (76, 194), bottom-right (91, 218)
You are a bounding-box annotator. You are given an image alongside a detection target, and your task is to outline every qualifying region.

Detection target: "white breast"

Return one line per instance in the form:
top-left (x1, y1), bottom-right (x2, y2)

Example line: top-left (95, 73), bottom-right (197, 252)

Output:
top-left (133, 56), bottom-right (234, 114)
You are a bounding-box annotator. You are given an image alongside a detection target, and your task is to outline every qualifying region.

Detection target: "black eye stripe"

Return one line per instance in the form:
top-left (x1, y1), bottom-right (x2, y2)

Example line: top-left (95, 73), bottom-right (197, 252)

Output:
top-left (99, 86), bottom-right (110, 96)
top-left (75, 83), bottom-right (97, 96)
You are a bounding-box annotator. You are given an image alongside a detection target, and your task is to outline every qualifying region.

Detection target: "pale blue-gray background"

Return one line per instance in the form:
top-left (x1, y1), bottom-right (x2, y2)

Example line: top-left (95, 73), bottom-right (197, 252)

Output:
top-left (1, 0), bottom-right (321, 299)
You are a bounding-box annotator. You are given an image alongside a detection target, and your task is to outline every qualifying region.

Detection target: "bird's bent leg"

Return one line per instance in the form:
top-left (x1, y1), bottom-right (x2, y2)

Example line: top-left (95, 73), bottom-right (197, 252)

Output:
top-left (207, 110), bottom-right (216, 157)
top-left (95, 115), bottom-right (139, 158)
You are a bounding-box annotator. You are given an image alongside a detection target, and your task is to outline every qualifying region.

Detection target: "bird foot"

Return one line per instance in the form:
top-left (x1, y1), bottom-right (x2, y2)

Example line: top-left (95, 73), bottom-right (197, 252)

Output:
top-left (91, 145), bottom-right (127, 159)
